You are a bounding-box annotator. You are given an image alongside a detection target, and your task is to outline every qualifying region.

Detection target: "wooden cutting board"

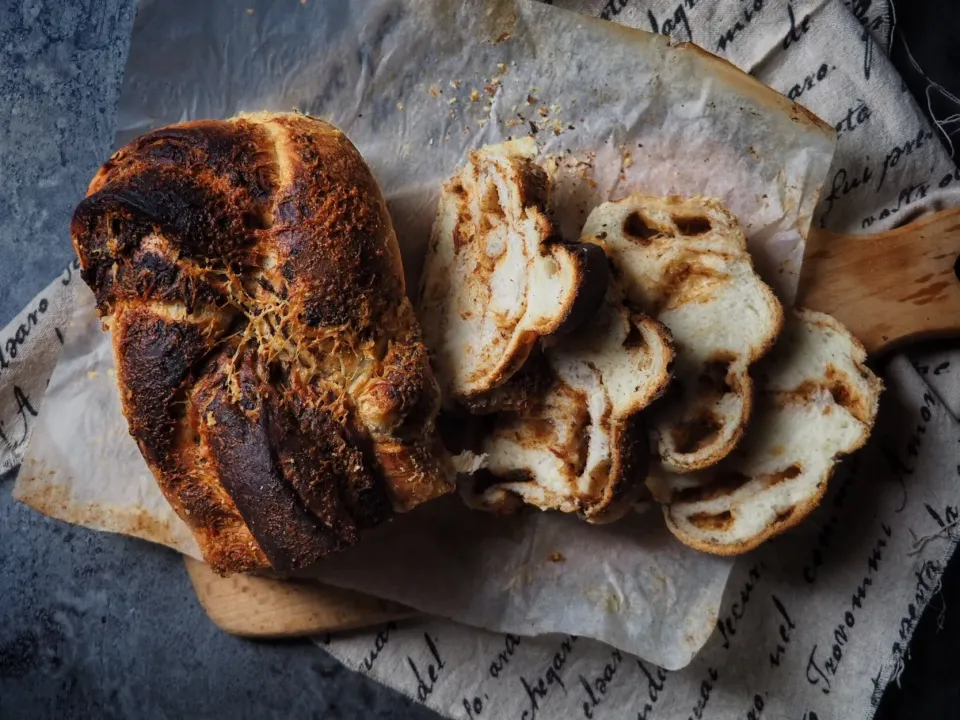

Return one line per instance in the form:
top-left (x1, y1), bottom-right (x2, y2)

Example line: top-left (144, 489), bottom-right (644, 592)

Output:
top-left (186, 207), bottom-right (960, 638)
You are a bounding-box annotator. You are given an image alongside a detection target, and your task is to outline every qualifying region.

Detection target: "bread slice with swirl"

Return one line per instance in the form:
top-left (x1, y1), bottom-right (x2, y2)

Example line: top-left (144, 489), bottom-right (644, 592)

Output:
top-left (647, 310), bottom-right (882, 554)
top-left (461, 293), bottom-right (674, 523)
top-left (580, 195), bottom-right (783, 473)
top-left (72, 112), bottom-right (453, 574)
top-left (418, 138), bottom-right (608, 411)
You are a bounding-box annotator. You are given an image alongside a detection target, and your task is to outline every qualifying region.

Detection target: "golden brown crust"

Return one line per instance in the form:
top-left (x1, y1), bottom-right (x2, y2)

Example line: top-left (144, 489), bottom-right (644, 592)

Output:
top-left (72, 112), bottom-right (453, 574)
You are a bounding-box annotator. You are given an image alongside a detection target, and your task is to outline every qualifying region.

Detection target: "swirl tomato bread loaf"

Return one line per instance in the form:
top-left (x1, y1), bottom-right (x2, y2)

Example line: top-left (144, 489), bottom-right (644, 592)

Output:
top-left (71, 112), bottom-right (453, 574)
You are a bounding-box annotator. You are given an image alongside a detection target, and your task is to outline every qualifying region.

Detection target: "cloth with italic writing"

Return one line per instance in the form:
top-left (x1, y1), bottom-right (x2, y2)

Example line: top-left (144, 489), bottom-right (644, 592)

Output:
top-left (1, 1), bottom-right (960, 719)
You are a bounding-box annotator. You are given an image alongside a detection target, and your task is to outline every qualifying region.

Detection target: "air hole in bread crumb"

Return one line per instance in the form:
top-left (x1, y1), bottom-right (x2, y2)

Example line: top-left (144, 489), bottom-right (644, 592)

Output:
top-left (672, 410), bottom-right (723, 455)
top-left (688, 510), bottom-right (733, 531)
top-left (622, 211), bottom-right (658, 243)
top-left (774, 508), bottom-right (795, 524)
top-left (673, 216), bottom-right (711, 235)
top-left (765, 464), bottom-right (801, 487)
top-left (824, 364), bottom-right (868, 423)
top-left (478, 180), bottom-right (504, 234)
top-left (828, 380), bottom-right (850, 408)
top-left (699, 354), bottom-right (735, 395)
top-left (623, 321), bottom-right (646, 349)
top-left (675, 471), bottom-right (747, 503)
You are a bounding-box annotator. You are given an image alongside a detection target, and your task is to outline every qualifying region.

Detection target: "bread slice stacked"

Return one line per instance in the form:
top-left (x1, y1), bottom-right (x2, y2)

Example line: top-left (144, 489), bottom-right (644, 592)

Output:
top-left (580, 196), bottom-right (783, 473)
top-left (421, 140), bottom-right (673, 522)
top-left (647, 309), bottom-right (882, 554)
top-left (420, 141), bottom-right (883, 552)
top-left (462, 292), bottom-right (675, 523)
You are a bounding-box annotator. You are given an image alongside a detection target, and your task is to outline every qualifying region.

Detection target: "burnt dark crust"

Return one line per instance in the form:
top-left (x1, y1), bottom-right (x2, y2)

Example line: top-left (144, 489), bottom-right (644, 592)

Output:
top-left (72, 114), bottom-right (452, 574)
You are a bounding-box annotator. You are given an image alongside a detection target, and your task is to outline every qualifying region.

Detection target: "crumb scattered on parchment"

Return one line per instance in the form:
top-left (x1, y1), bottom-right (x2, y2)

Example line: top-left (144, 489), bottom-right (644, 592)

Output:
top-left (396, 101), bottom-right (404, 110)
top-left (106, 368), bottom-right (115, 377)
top-left (548, 551), bottom-right (565, 563)
top-left (469, 89), bottom-right (480, 102)
top-left (246, 8), bottom-right (254, 14)
top-left (428, 85), bottom-right (441, 97)
top-left (619, 150), bottom-right (634, 181)
top-left (87, 371), bottom-right (98, 380)
top-left (450, 79), bottom-right (461, 89)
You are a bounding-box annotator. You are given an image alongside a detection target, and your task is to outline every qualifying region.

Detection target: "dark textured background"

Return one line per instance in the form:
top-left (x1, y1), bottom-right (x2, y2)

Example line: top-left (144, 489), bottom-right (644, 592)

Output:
top-left (0, 0), bottom-right (957, 718)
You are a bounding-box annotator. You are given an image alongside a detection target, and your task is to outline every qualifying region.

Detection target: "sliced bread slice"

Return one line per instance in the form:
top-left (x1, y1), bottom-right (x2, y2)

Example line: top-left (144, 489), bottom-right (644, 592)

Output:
top-left (418, 138), bottom-right (607, 409)
top-left (648, 309), bottom-right (883, 555)
top-left (461, 285), bottom-right (674, 523)
top-left (580, 195), bottom-right (783, 473)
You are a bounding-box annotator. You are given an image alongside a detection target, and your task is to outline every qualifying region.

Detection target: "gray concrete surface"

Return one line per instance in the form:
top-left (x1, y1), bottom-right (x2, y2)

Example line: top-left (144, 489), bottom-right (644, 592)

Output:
top-left (0, 1), bottom-right (435, 717)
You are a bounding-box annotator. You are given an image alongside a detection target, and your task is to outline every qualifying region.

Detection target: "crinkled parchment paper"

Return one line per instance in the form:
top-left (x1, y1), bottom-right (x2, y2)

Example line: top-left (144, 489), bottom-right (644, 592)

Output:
top-left (14, 0), bottom-right (835, 668)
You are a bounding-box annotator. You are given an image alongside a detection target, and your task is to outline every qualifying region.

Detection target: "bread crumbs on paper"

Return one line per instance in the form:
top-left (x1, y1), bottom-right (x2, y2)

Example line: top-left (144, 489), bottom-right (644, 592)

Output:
top-left (548, 551), bottom-right (565, 562)
top-left (396, 101), bottom-right (404, 110)
top-left (428, 85), bottom-right (441, 97)
top-left (87, 371), bottom-right (99, 380)
top-left (469, 89), bottom-right (480, 102)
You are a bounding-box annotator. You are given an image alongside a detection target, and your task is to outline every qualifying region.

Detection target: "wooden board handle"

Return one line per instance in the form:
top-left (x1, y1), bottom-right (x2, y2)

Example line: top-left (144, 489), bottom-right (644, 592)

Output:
top-left (184, 557), bottom-right (415, 638)
top-left (798, 208), bottom-right (960, 355)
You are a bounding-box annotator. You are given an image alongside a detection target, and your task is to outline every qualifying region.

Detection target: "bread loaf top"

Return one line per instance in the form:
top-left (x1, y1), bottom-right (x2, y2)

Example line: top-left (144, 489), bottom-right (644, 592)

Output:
top-left (72, 112), bottom-right (453, 574)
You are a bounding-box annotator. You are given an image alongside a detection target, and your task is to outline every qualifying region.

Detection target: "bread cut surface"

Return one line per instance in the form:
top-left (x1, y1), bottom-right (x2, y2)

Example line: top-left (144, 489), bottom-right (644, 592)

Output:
top-left (71, 112), bottom-right (453, 574)
top-left (462, 281), bottom-right (675, 523)
top-left (581, 195), bottom-right (783, 473)
top-left (418, 138), bottom-right (607, 409)
top-left (648, 310), bottom-right (883, 554)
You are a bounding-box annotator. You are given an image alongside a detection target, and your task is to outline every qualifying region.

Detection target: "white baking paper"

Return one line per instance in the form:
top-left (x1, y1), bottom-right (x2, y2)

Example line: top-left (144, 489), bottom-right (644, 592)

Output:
top-left (12, 0), bottom-right (837, 672)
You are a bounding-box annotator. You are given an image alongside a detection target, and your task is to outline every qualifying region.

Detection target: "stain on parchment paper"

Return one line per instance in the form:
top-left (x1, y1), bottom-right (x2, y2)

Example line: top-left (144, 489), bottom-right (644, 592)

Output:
top-left (482, 0), bottom-right (517, 44)
top-left (13, 474), bottom-right (193, 553)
